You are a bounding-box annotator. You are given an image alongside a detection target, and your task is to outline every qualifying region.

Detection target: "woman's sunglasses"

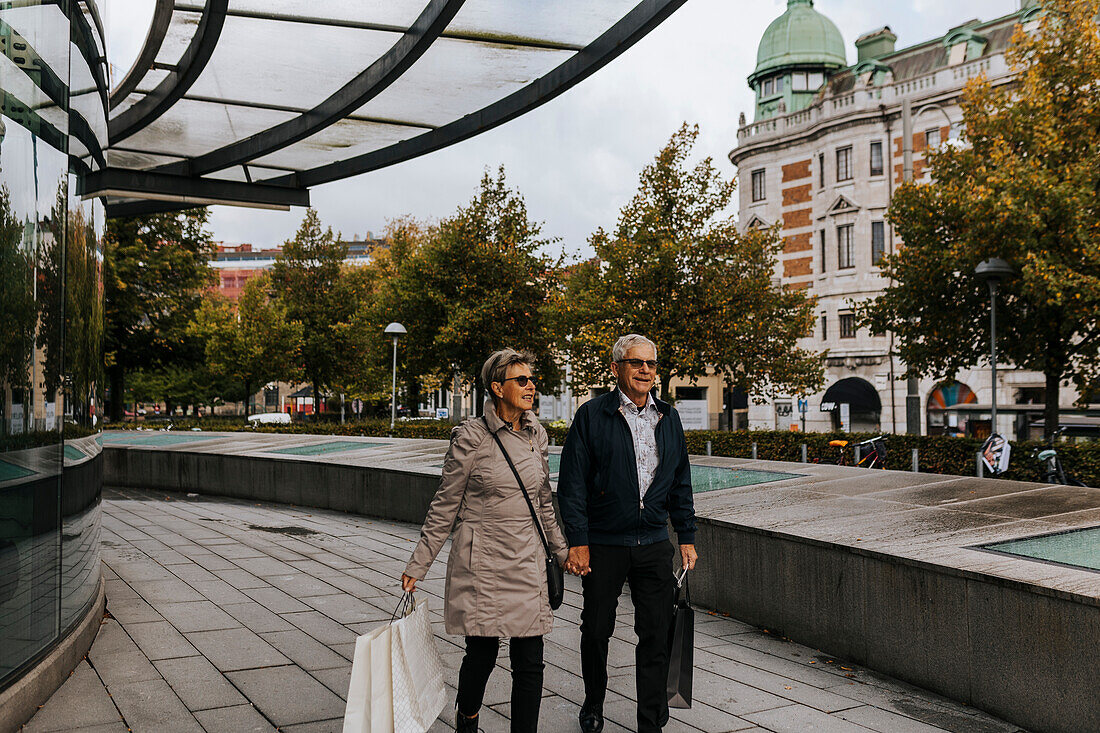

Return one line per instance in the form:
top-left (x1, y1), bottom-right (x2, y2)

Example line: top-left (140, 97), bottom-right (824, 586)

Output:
top-left (500, 375), bottom-right (537, 387)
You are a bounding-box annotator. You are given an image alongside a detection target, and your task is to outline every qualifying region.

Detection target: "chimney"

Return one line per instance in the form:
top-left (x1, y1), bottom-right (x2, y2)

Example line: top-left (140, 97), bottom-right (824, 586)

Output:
top-left (855, 26), bottom-right (896, 62)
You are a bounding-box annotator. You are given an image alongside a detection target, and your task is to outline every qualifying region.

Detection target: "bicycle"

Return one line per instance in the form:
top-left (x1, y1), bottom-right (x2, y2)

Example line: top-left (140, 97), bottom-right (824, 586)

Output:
top-left (1034, 446), bottom-right (1086, 486)
top-left (817, 435), bottom-right (887, 468)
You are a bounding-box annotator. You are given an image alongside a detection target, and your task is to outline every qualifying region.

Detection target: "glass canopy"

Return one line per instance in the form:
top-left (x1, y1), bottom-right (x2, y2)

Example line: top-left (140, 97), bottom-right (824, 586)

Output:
top-left (80, 0), bottom-right (687, 215)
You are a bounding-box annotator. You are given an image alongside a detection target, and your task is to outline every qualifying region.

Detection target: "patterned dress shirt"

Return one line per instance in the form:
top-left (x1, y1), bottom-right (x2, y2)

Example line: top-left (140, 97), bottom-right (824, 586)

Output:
top-left (617, 389), bottom-right (661, 502)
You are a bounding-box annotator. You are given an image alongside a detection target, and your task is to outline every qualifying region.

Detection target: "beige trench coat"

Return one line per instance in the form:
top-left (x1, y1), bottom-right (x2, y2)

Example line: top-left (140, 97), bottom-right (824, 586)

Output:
top-left (405, 403), bottom-right (568, 638)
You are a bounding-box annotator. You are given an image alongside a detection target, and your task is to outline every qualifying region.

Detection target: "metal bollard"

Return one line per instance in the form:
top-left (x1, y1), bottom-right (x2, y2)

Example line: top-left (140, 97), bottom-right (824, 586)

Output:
top-left (801, 443), bottom-right (807, 463)
top-left (551, 438), bottom-right (556, 447)
top-left (977, 451), bottom-right (984, 478)
top-left (751, 442), bottom-right (757, 460)
top-left (705, 440), bottom-right (712, 456)
top-left (912, 448), bottom-right (919, 473)
top-left (855, 445), bottom-right (861, 465)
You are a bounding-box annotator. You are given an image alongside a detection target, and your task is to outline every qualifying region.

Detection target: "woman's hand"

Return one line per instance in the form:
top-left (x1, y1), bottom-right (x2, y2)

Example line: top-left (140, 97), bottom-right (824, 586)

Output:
top-left (401, 573), bottom-right (418, 592)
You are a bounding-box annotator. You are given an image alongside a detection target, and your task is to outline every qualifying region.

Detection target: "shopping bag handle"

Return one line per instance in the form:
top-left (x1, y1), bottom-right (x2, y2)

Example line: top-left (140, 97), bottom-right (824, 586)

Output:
top-left (390, 591), bottom-right (414, 622)
top-left (675, 567), bottom-right (689, 588)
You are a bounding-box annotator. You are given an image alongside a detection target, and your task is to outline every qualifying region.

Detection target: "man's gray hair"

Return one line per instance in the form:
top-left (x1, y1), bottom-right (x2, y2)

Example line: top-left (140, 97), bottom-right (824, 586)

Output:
top-left (611, 334), bottom-right (658, 363)
top-left (481, 348), bottom-right (536, 398)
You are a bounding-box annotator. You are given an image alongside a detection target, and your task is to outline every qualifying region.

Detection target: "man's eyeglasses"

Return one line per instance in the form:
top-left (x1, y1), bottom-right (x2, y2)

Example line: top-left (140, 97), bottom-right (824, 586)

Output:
top-left (500, 375), bottom-right (537, 387)
top-left (617, 359), bottom-right (658, 370)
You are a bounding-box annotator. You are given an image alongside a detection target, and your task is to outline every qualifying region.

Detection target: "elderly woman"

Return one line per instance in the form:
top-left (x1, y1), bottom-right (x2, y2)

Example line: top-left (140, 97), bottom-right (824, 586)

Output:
top-left (401, 348), bottom-right (568, 733)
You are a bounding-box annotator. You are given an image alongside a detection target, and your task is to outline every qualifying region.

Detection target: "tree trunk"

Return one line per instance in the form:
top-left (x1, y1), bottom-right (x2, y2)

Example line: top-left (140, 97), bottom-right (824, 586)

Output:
top-left (408, 378), bottom-right (422, 418)
top-left (475, 385), bottom-right (484, 416)
top-left (1044, 369), bottom-right (1060, 443)
top-left (244, 380), bottom-right (251, 418)
top-left (108, 365), bottom-right (125, 422)
top-left (660, 373), bottom-right (674, 403)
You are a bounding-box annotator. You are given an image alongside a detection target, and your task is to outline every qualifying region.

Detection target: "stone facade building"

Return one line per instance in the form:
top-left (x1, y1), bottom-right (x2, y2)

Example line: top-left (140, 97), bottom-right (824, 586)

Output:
top-left (728, 0), bottom-right (1081, 440)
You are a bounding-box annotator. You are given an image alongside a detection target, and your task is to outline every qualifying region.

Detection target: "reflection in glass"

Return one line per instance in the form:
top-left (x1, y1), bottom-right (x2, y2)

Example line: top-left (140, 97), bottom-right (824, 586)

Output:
top-left (0, 0), bottom-right (105, 690)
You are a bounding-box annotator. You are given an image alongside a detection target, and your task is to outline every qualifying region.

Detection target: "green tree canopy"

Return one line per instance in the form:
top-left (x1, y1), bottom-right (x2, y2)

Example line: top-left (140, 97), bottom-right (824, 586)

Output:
top-left (104, 209), bottom-right (215, 420)
top-left (372, 170), bottom-right (564, 405)
top-left (859, 0), bottom-right (1100, 439)
top-left (269, 209), bottom-right (365, 413)
top-left (190, 274), bottom-right (303, 416)
top-left (565, 123), bottom-right (823, 401)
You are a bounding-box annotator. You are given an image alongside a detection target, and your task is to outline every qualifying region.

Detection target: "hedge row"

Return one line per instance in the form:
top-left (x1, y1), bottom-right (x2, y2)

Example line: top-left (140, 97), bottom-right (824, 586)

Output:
top-left (102, 419), bottom-right (1099, 487)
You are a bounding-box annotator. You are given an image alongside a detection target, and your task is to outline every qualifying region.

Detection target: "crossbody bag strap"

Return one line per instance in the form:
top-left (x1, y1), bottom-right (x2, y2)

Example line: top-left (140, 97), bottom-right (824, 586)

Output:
top-left (481, 416), bottom-right (552, 558)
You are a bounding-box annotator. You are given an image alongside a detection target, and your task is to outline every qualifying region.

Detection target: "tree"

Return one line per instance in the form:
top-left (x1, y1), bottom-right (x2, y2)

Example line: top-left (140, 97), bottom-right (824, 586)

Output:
top-left (859, 0), bottom-right (1100, 440)
top-left (371, 170), bottom-right (564, 410)
top-left (0, 186), bottom-right (36, 435)
top-left (104, 209), bottom-right (215, 421)
top-left (190, 275), bottom-right (303, 416)
top-left (565, 124), bottom-right (823, 401)
top-left (269, 209), bottom-right (362, 416)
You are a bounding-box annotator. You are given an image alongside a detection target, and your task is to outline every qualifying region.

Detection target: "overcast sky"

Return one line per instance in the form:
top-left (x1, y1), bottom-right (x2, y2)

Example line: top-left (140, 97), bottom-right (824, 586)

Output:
top-left (105, 0), bottom-right (1017, 257)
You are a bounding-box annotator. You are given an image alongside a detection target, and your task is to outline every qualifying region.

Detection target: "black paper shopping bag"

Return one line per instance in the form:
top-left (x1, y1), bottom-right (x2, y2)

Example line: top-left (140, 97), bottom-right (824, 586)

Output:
top-left (666, 575), bottom-right (694, 708)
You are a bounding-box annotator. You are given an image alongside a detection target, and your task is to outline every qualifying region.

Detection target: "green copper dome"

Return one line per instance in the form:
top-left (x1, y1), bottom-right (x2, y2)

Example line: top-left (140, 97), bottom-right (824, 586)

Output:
top-left (751, 0), bottom-right (846, 84)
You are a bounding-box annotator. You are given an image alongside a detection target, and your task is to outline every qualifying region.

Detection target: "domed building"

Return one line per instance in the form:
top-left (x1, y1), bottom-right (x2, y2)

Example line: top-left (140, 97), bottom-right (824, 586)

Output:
top-left (727, 1), bottom-right (1081, 440)
top-left (749, 0), bottom-right (846, 120)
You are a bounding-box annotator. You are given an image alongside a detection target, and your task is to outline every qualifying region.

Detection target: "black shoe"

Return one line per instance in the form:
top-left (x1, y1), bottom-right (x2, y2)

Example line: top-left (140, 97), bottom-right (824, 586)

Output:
top-left (456, 708), bottom-right (479, 733)
top-left (579, 703), bottom-right (604, 733)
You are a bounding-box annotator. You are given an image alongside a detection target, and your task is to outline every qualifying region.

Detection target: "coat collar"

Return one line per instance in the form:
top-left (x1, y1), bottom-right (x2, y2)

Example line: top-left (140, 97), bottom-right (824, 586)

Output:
top-left (598, 387), bottom-right (670, 417)
top-left (482, 399), bottom-right (537, 432)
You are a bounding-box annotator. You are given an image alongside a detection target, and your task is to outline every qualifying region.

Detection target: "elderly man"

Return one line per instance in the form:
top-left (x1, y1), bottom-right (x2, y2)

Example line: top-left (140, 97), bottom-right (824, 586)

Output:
top-left (558, 334), bottom-right (698, 733)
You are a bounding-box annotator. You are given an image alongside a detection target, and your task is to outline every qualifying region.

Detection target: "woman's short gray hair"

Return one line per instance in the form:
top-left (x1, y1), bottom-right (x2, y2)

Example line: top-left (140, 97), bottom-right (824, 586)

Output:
top-left (481, 348), bottom-right (536, 398)
top-left (611, 334), bottom-right (658, 363)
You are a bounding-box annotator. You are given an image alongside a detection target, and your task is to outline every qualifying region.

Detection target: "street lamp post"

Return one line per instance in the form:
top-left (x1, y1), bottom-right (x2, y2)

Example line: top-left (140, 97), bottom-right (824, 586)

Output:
top-left (974, 259), bottom-right (1014, 436)
top-left (384, 322), bottom-right (407, 432)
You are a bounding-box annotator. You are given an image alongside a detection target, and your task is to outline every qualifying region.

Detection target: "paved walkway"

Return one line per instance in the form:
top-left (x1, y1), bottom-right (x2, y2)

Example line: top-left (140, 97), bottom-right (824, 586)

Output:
top-left (22, 488), bottom-right (1025, 733)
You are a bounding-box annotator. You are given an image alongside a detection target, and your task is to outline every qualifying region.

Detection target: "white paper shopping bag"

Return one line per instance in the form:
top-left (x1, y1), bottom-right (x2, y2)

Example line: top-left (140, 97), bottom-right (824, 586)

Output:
top-left (391, 596), bottom-right (447, 733)
top-left (343, 622), bottom-right (394, 733)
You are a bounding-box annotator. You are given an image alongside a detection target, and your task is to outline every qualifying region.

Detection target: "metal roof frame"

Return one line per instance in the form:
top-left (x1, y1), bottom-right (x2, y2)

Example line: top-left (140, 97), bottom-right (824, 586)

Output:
top-left (87, 0), bottom-right (689, 212)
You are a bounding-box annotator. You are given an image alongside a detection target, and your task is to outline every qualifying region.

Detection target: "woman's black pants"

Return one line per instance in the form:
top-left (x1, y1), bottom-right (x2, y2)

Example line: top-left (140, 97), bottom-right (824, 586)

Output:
top-left (457, 635), bottom-right (544, 732)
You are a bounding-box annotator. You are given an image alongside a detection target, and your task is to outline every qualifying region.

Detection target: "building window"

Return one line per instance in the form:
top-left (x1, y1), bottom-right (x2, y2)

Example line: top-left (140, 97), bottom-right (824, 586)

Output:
top-left (751, 169), bottom-right (766, 202)
top-left (836, 146), bottom-right (853, 181)
top-left (869, 141), bottom-right (883, 176)
top-left (839, 313), bottom-right (857, 338)
top-left (819, 229), bottom-right (827, 272)
top-left (871, 221), bottom-right (886, 265)
top-left (837, 224), bottom-right (854, 269)
top-left (764, 78), bottom-right (774, 95)
top-left (821, 315), bottom-right (828, 340)
top-left (792, 72), bottom-right (807, 91)
top-left (818, 153), bottom-right (825, 188)
top-left (775, 75), bottom-right (784, 92)
top-left (925, 127), bottom-right (941, 148)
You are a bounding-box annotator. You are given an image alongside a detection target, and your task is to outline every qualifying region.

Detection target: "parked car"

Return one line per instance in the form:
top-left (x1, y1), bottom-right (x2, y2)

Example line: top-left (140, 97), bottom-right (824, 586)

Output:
top-left (247, 412), bottom-right (291, 425)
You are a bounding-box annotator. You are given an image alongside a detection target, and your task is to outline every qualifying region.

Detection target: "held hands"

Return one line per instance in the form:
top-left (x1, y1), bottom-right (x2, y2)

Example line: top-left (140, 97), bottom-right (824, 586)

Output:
top-left (401, 573), bottom-right (418, 592)
top-left (680, 544), bottom-right (698, 572)
top-left (564, 545), bottom-right (591, 576)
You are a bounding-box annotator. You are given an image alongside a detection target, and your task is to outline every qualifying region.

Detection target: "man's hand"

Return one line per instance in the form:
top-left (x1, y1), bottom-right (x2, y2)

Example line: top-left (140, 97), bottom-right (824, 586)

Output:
top-left (565, 545), bottom-right (591, 576)
top-left (401, 573), bottom-right (418, 592)
top-left (679, 544), bottom-right (698, 572)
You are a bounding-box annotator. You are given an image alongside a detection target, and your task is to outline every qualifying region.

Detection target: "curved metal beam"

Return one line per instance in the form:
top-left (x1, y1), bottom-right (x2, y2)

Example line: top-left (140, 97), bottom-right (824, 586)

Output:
top-left (109, 0), bottom-right (228, 144)
top-left (160, 0), bottom-right (465, 178)
top-left (109, 0), bottom-right (173, 110)
top-left (270, 0), bottom-right (688, 189)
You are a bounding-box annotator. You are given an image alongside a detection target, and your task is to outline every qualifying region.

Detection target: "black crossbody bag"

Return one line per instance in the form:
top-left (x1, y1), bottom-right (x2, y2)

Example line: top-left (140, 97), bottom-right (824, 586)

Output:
top-left (482, 417), bottom-right (565, 610)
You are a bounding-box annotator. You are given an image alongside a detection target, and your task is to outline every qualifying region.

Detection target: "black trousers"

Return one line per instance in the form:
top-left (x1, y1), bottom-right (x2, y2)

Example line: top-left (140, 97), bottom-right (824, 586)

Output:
top-left (457, 635), bottom-right (544, 733)
top-left (581, 541), bottom-right (675, 733)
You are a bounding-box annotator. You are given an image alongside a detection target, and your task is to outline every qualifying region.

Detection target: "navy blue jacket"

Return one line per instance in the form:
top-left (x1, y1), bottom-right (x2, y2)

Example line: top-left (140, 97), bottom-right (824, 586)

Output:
top-left (557, 390), bottom-right (696, 547)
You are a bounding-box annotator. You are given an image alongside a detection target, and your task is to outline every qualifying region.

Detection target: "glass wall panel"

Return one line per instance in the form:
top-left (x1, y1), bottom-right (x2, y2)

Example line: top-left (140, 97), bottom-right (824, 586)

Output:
top-left (0, 0), bottom-right (104, 692)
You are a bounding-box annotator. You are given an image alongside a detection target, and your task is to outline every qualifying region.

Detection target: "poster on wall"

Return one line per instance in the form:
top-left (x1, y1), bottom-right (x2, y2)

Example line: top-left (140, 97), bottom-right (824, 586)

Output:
top-left (11, 403), bottom-right (24, 434)
top-left (46, 402), bottom-right (56, 430)
top-left (677, 400), bottom-right (709, 430)
top-left (839, 403), bottom-right (851, 433)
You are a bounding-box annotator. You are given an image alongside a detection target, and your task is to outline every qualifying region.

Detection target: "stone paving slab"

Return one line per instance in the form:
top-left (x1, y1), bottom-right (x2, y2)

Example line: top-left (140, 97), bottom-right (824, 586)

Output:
top-left (24, 488), bottom-right (1027, 732)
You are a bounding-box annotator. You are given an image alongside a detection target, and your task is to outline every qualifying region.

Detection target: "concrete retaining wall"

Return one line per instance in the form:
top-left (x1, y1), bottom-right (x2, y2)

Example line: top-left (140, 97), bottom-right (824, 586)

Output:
top-left (689, 519), bottom-right (1100, 733)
